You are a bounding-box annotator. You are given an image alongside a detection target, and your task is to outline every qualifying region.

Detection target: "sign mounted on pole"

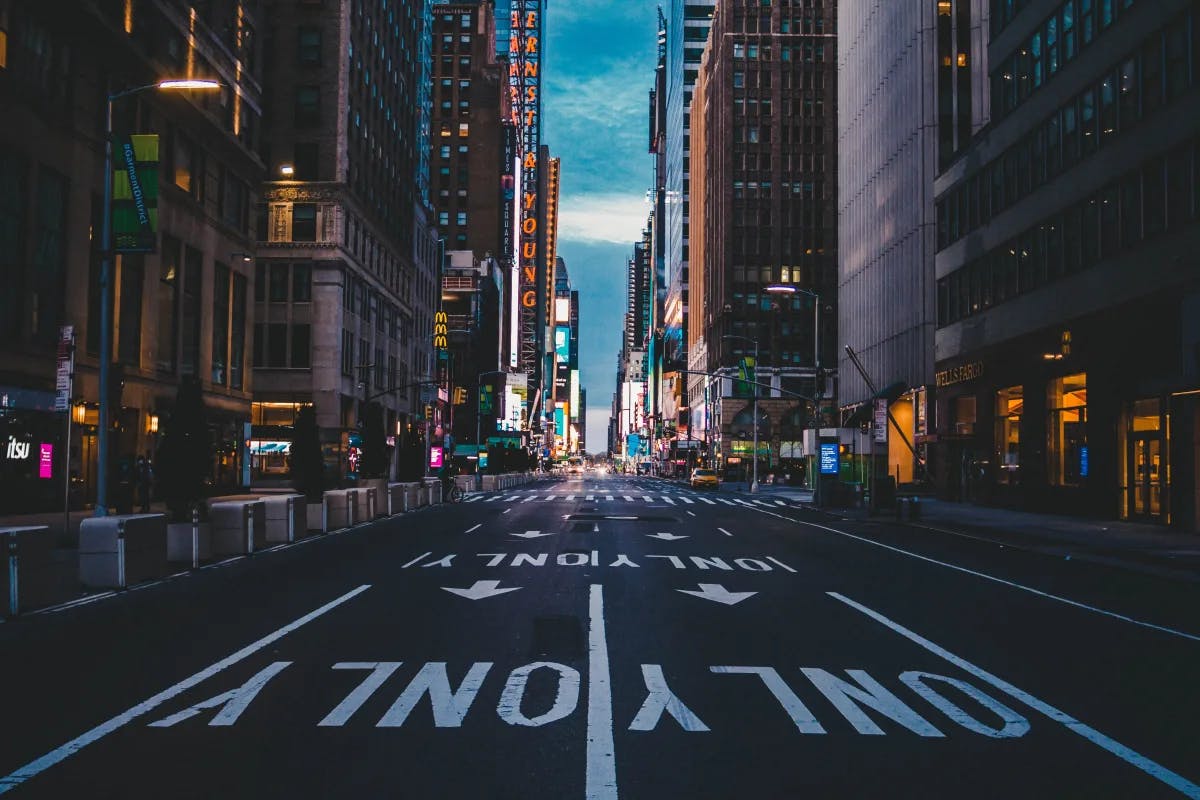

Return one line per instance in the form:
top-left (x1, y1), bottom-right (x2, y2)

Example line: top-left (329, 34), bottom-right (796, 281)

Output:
top-left (510, 1), bottom-right (542, 373)
top-left (55, 326), bottom-right (74, 412)
top-left (112, 134), bottom-right (159, 253)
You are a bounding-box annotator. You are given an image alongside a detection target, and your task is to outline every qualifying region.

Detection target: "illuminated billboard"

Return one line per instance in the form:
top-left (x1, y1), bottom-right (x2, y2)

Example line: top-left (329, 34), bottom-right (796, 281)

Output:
top-left (554, 326), bottom-right (570, 363)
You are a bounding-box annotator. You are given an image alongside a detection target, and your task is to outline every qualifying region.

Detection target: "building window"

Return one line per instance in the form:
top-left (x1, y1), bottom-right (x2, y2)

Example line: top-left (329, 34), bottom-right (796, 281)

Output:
top-left (117, 255), bottom-right (144, 366)
top-left (293, 263), bottom-right (312, 302)
top-left (456, 211), bottom-right (467, 226)
top-left (173, 134), bottom-right (203, 199)
top-left (1047, 373), bottom-right (1088, 486)
top-left (292, 204), bottom-right (317, 241)
top-left (291, 324), bottom-right (311, 368)
top-left (458, 122), bottom-right (469, 137)
top-left (267, 322), bottom-right (287, 368)
top-left (157, 236), bottom-right (180, 372)
top-left (995, 386), bottom-right (1023, 485)
top-left (297, 27), bottom-right (321, 66)
top-left (231, 274), bottom-right (246, 389)
top-left (269, 263), bottom-right (289, 301)
top-left (342, 329), bottom-right (354, 376)
top-left (294, 85), bottom-right (320, 126)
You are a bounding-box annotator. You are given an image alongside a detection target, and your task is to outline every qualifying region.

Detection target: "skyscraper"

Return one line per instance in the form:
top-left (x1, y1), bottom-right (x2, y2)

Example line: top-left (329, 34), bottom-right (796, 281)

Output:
top-left (690, 0), bottom-right (839, 484)
top-left (255, 0), bottom-right (439, 481)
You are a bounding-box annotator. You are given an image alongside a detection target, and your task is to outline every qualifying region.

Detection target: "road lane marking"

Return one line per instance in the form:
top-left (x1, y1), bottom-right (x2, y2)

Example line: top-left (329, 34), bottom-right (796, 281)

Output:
top-left (502, 508), bottom-right (513, 514)
top-left (766, 556), bottom-right (798, 573)
top-left (319, 663), bottom-right (404, 726)
top-left (543, 495), bottom-right (556, 501)
top-left (629, 665), bottom-right (710, 732)
top-left (401, 552), bottom-right (432, 569)
top-left (465, 524), bottom-right (482, 534)
top-left (751, 509), bottom-right (1200, 643)
top-left (717, 528), bottom-right (732, 537)
top-left (522, 496), bottom-right (535, 503)
top-left (662, 497), bottom-right (676, 505)
top-left (680, 497), bottom-right (694, 504)
top-left (643, 496), bottom-right (654, 502)
top-left (686, 510), bottom-right (696, 517)
top-left (828, 591), bottom-right (1200, 798)
top-left (699, 497), bottom-right (717, 505)
top-left (149, 661), bottom-right (293, 727)
top-left (0, 585), bottom-right (371, 794)
top-left (606, 495), bottom-right (614, 501)
top-left (587, 495), bottom-right (595, 501)
top-left (587, 584), bottom-right (618, 799)
top-left (624, 495), bottom-right (634, 501)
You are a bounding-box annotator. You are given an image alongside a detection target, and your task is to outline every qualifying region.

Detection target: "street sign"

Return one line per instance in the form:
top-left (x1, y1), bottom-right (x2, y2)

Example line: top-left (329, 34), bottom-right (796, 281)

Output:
top-left (819, 443), bottom-right (839, 475)
top-left (54, 326), bottom-right (74, 412)
top-left (874, 399), bottom-right (889, 444)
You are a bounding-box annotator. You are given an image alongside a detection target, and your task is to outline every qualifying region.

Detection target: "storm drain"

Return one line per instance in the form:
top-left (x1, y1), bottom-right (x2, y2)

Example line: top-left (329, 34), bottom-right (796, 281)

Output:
top-left (530, 614), bottom-right (584, 660)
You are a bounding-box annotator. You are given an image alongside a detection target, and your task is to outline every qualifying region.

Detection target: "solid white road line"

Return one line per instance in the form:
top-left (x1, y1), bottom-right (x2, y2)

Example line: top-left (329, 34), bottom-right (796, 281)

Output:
top-left (752, 508), bottom-right (1200, 644)
top-left (0, 585), bottom-right (371, 794)
top-left (829, 591), bottom-right (1200, 799)
top-left (586, 584), bottom-right (618, 799)
top-left (465, 524), bottom-right (482, 534)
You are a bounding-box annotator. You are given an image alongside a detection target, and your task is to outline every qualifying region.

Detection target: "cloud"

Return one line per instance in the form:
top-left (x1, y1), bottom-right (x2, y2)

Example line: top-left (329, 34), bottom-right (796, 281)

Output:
top-left (557, 193), bottom-right (650, 245)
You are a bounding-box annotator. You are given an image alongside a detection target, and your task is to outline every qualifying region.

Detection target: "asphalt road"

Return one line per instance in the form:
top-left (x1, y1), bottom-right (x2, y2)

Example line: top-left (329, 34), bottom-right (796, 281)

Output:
top-left (1, 473), bottom-right (1198, 799)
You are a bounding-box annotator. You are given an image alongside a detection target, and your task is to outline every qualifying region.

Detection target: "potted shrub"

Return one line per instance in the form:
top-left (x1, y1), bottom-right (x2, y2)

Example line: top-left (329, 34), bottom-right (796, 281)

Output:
top-left (357, 404), bottom-right (389, 516)
top-left (157, 377), bottom-right (213, 563)
top-left (290, 406), bottom-right (327, 532)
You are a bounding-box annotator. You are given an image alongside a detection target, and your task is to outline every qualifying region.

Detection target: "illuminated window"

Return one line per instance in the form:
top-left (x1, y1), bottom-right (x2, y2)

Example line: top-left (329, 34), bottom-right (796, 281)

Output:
top-left (1047, 373), bottom-right (1088, 486)
top-left (458, 122), bottom-right (469, 137)
top-left (0, 29), bottom-right (7, 69)
top-left (995, 386), bottom-right (1023, 485)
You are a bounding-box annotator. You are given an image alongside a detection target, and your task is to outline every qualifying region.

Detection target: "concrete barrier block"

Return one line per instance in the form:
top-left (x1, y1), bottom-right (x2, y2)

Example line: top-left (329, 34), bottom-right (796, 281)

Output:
top-left (2, 526), bottom-right (53, 616)
top-left (263, 495), bottom-right (305, 543)
top-left (166, 522), bottom-right (211, 564)
top-left (210, 500), bottom-right (266, 556)
top-left (324, 490), bottom-right (350, 531)
top-left (79, 514), bottom-right (168, 589)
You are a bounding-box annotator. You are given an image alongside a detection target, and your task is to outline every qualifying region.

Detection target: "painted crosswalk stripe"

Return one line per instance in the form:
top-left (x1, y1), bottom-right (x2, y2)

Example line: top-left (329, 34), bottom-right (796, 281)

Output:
top-left (717, 499), bottom-right (735, 505)
top-left (624, 496), bottom-right (634, 502)
top-left (679, 497), bottom-right (694, 504)
top-left (522, 496), bottom-right (535, 503)
top-left (643, 496), bottom-right (653, 502)
top-left (699, 498), bottom-right (717, 505)
top-left (662, 497), bottom-right (676, 505)
top-left (565, 495), bottom-right (576, 500)
top-left (587, 495), bottom-right (595, 501)
top-left (485, 496), bottom-right (503, 503)
top-left (464, 495), bottom-right (483, 503)
top-left (543, 495), bottom-right (556, 501)
top-left (774, 501), bottom-right (787, 506)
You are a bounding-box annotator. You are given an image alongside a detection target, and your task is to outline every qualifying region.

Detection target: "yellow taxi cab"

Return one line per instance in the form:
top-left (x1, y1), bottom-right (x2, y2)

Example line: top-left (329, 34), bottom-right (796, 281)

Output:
top-left (689, 468), bottom-right (720, 490)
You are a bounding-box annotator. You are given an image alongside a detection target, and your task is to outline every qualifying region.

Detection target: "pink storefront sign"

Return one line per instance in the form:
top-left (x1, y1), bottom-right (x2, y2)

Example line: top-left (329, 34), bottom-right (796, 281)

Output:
top-left (39, 443), bottom-right (53, 479)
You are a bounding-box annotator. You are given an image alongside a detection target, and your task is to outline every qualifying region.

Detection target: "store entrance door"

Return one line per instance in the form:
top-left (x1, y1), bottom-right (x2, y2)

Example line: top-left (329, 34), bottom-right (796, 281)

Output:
top-left (1128, 435), bottom-right (1165, 521)
top-left (1125, 398), bottom-right (1167, 523)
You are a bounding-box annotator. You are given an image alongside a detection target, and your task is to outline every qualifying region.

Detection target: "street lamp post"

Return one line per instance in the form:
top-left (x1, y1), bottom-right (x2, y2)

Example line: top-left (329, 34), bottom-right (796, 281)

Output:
top-left (476, 369), bottom-right (505, 451)
top-left (95, 78), bottom-right (220, 517)
top-left (722, 334), bottom-right (760, 493)
top-left (766, 284), bottom-right (823, 505)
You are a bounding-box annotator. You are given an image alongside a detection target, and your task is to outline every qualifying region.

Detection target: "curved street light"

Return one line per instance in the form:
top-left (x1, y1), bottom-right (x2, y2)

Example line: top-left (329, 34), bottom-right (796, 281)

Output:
top-left (95, 77), bottom-right (221, 516)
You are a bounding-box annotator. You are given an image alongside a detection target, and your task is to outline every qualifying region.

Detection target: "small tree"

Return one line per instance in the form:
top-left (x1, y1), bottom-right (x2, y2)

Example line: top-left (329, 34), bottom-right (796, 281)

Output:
top-left (359, 404), bottom-right (388, 479)
top-left (290, 406), bottom-right (325, 501)
top-left (156, 376), bottom-right (211, 521)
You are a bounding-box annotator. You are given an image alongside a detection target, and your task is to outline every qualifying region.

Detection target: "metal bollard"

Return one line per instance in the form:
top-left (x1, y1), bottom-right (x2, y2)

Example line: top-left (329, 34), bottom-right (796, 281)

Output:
top-left (191, 506), bottom-right (200, 569)
top-left (287, 496), bottom-right (296, 542)
top-left (7, 533), bottom-right (19, 617)
top-left (245, 504), bottom-right (255, 554)
top-left (117, 519), bottom-right (127, 589)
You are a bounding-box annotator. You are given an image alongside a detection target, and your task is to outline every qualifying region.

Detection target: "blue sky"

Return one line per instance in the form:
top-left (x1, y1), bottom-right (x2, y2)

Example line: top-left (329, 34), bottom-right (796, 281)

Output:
top-left (544, 1), bottom-right (658, 453)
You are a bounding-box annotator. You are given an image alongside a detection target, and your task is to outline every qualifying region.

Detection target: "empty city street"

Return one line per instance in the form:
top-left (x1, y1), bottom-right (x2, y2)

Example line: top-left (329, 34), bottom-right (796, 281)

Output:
top-left (1, 474), bottom-right (1197, 799)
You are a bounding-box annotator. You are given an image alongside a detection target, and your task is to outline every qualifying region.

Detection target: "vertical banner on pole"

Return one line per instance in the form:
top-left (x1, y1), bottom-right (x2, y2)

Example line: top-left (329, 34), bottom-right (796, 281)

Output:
top-left (112, 134), bottom-right (159, 254)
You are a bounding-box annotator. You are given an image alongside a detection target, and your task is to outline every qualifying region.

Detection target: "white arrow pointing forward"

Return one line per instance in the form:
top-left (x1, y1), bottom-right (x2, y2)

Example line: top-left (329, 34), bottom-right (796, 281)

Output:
top-left (646, 532), bottom-right (689, 541)
top-left (510, 530), bottom-right (556, 539)
top-left (442, 580), bottom-right (522, 600)
top-left (677, 584), bottom-right (757, 606)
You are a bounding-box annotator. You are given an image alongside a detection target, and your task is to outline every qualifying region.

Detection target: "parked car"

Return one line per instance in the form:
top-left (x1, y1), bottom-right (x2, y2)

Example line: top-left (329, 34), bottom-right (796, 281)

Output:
top-left (690, 468), bottom-right (720, 490)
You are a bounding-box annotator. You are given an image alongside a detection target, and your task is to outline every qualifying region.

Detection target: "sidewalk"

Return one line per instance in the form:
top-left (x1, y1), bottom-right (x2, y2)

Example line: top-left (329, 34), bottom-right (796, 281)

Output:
top-left (833, 497), bottom-right (1200, 577)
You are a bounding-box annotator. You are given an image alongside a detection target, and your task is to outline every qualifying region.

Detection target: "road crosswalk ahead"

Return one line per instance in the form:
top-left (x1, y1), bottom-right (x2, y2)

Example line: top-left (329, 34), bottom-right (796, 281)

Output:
top-left (461, 490), bottom-right (794, 508)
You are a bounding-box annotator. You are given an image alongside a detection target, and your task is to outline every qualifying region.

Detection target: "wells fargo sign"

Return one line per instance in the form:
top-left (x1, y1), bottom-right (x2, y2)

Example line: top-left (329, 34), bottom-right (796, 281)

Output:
top-left (935, 361), bottom-right (984, 388)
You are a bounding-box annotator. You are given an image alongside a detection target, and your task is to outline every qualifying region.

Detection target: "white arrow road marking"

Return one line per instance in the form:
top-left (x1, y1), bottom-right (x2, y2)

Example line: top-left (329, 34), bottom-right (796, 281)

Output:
top-left (647, 532), bottom-right (689, 541)
top-left (511, 530), bottom-right (556, 539)
top-left (677, 584), bottom-right (757, 605)
top-left (442, 580), bottom-right (522, 600)
top-left (829, 591), bottom-right (1200, 798)
top-left (717, 528), bottom-right (733, 537)
top-left (0, 585), bottom-right (370, 794)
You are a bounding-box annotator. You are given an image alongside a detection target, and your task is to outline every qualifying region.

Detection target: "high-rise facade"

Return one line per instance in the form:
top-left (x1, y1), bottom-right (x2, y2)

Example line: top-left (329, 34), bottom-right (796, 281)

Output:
top-left (668, 0), bottom-right (717, 423)
top-left (0, 0), bottom-right (264, 511)
top-left (254, 0), bottom-right (437, 482)
top-left (836, 2), bottom-right (951, 487)
top-left (933, 0), bottom-right (1200, 528)
top-left (690, 0), bottom-right (839, 484)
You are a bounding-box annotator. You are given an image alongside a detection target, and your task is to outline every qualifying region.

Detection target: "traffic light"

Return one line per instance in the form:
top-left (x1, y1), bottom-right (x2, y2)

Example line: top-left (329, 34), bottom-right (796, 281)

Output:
top-left (479, 384), bottom-right (494, 414)
top-left (453, 387), bottom-right (468, 405)
top-left (815, 367), bottom-right (828, 397)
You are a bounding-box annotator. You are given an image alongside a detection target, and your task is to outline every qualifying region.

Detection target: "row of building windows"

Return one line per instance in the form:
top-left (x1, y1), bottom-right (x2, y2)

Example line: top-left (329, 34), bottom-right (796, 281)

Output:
top-left (339, 328), bottom-right (406, 394)
top-left (253, 323), bottom-right (310, 370)
top-left (937, 139), bottom-right (1200, 328)
top-left (343, 275), bottom-right (409, 344)
top-left (939, 11), bottom-right (1196, 251)
top-left (991, 0), bottom-right (1138, 121)
top-left (254, 263), bottom-right (313, 305)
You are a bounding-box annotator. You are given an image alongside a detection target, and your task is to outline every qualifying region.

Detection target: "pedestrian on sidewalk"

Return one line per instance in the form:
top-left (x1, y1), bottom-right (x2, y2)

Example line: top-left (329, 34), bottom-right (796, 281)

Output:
top-left (136, 454), bottom-right (154, 513)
